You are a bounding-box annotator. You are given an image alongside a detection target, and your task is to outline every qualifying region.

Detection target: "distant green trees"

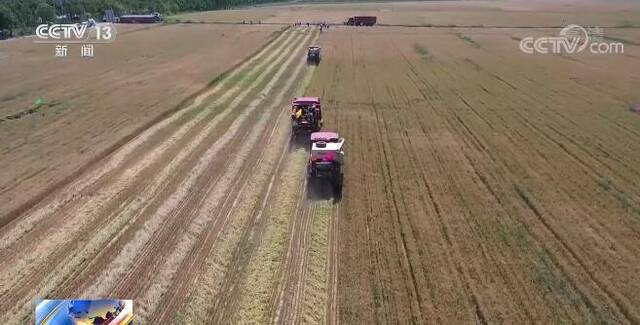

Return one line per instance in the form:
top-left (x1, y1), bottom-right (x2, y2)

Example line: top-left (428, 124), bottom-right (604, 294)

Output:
top-left (35, 3), bottom-right (56, 23)
top-left (0, 0), bottom-right (280, 32)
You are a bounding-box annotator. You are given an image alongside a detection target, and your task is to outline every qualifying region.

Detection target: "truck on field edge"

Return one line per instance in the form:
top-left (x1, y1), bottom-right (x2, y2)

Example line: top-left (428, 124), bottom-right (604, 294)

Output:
top-left (345, 16), bottom-right (377, 26)
top-left (118, 12), bottom-right (162, 24)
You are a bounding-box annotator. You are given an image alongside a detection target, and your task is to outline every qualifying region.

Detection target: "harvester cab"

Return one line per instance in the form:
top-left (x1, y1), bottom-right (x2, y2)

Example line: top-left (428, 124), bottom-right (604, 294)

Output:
top-left (291, 97), bottom-right (322, 136)
top-left (308, 132), bottom-right (345, 190)
top-left (307, 46), bottom-right (321, 65)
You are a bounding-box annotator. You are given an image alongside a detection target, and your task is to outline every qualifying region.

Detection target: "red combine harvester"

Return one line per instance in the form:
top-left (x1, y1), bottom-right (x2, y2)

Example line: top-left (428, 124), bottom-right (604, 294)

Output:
top-left (291, 97), bottom-right (322, 136)
top-left (308, 131), bottom-right (345, 191)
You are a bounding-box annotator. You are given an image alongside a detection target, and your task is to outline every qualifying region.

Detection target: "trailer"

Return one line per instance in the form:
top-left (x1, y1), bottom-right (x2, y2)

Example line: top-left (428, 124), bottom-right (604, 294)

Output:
top-left (345, 16), bottom-right (377, 26)
top-left (119, 13), bottom-right (162, 24)
top-left (291, 97), bottom-right (322, 136)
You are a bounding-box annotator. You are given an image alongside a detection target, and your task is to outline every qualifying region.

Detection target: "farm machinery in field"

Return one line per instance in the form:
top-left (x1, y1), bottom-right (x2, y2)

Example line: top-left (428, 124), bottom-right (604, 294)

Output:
top-left (291, 97), bottom-right (322, 136)
top-left (291, 96), bottom-right (344, 194)
top-left (345, 16), bottom-right (377, 26)
top-left (307, 45), bottom-right (321, 65)
top-left (308, 131), bottom-right (345, 191)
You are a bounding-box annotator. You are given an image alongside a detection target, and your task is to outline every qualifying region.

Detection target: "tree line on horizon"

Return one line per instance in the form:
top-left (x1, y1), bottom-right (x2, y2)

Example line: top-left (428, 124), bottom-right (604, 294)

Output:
top-left (0, 0), bottom-right (280, 33)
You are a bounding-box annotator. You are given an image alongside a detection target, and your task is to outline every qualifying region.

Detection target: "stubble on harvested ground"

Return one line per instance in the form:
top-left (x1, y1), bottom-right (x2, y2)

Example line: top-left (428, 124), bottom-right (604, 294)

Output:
top-left (0, 23), bottom-right (281, 227)
top-left (0, 26), bottom-right (295, 296)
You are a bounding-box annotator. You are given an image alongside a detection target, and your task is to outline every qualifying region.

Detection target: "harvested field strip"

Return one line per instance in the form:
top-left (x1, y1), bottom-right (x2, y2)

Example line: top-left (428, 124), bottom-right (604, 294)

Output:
top-left (305, 35), bottom-right (381, 324)
top-left (206, 47), bottom-right (318, 325)
top-left (174, 46), bottom-right (318, 325)
top-left (82, 30), bottom-right (308, 298)
top-left (272, 192), bottom-right (315, 325)
top-left (133, 30), bottom-right (317, 323)
top-left (326, 203), bottom-right (340, 325)
top-left (297, 201), bottom-right (333, 324)
top-left (0, 27), bottom-right (293, 251)
top-left (171, 80), bottom-right (293, 324)
top-left (270, 62), bottom-right (336, 325)
top-left (0, 30), bottom-right (297, 289)
top-left (234, 149), bottom-right (308, 324)
top-left (0, 26), bottom-right (299, 302)
top-left (0, 28), bottom-right (309, 325)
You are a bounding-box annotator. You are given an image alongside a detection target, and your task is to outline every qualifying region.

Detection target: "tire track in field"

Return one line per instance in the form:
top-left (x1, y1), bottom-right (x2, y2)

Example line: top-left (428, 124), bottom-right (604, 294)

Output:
top-left (457, 57), bottom-right (640, 222)
top-left (440, 59), bottom-right (640, 322)
top-left (383, 83), bottom-right (488, 321)
top-left (451, 57), bottom-right (640, 243)
top-left (408, 77), bottom-right (556, 322)
top-left (297, 200), bottom-right (335, 324)
top-left (394, 46), bottom-right (548, 322)
top-left (454, 75), bottom-right (630, 322)
top-left (511, 84), bottom-right (640, 237)
top-left (269, 59), bottom-right (340, 325)
top-left (405, 42), bottom-right (637, 322)
top-left (0, 28), bottom-right (304, 325)
top-left (361, 50), bottom-right (429, 323)
top-left (327, 203), bottom-right (340, 325)
top-left (272, 187), bottom-right (315, 324)
top-left (363, 39), bottom-right (504, 323)
top-left (0, 28), bottom-right (298, 295)
top-left (272, 163), bottom-right (340, 323)
top-left (219, 148), bottom-right (307, 324)
top-left (336, 32), bottom-right (397, 324)
top-left (456, 66), bottom-right (640, 251)
top-left (400, 45), bottom-right (582, 322)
